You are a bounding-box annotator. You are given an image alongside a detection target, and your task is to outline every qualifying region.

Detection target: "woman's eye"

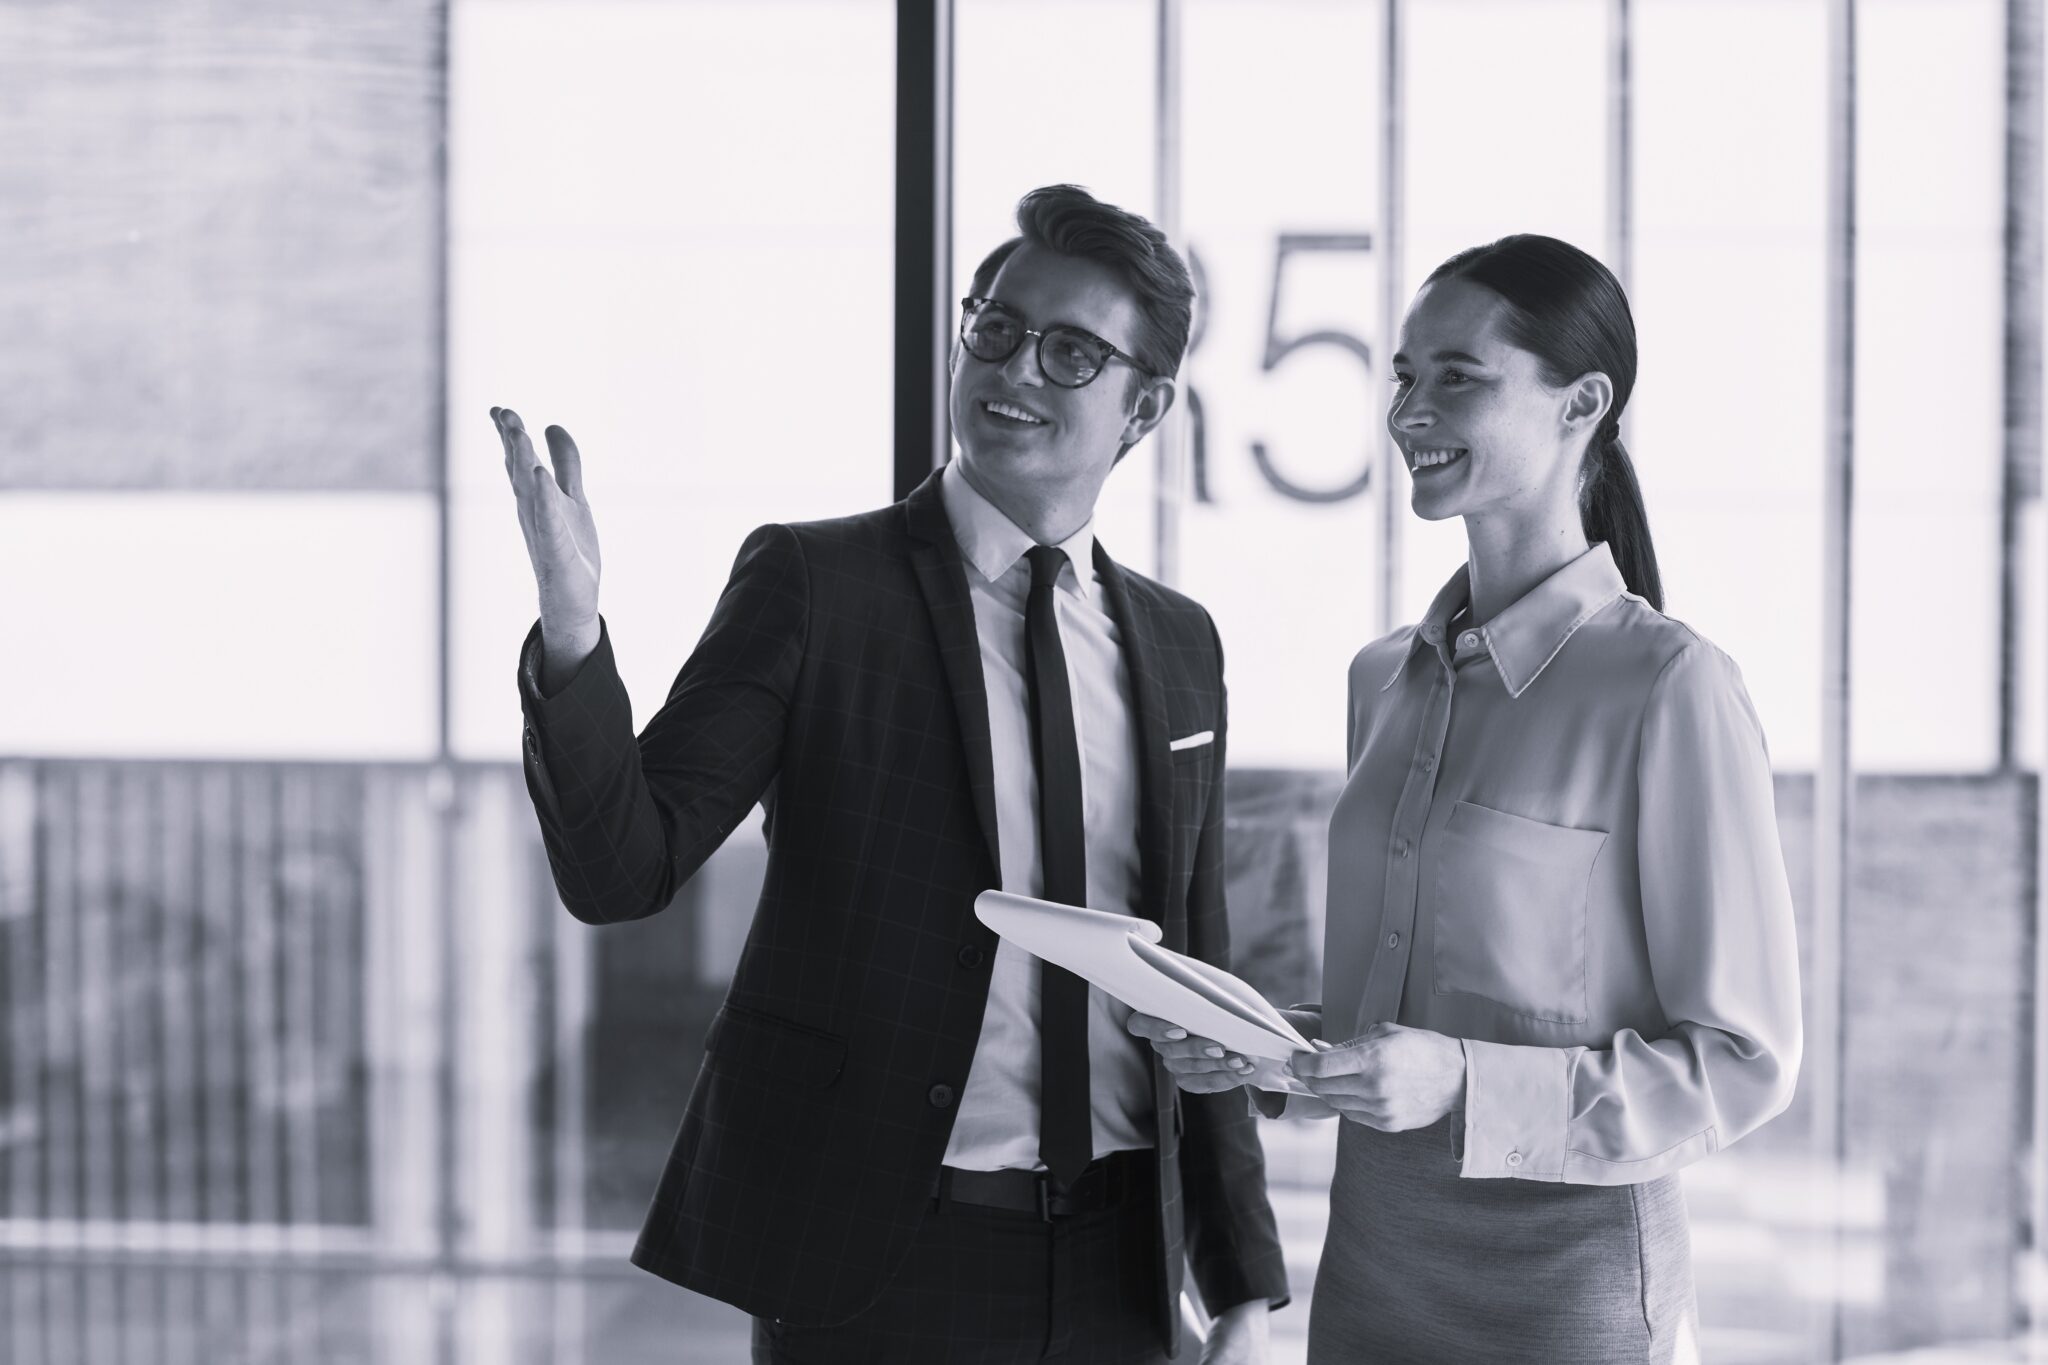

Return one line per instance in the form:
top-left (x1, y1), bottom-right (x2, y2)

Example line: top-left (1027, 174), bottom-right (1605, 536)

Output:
top-left (1390, 373), bottom-right (1413, 388)
top-left (1440, 369), bottom-right (1470, 385)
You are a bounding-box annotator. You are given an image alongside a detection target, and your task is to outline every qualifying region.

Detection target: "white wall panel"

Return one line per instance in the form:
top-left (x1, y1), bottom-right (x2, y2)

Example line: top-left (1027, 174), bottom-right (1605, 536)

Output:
top-left (0, 494), bottom-right (437, 759)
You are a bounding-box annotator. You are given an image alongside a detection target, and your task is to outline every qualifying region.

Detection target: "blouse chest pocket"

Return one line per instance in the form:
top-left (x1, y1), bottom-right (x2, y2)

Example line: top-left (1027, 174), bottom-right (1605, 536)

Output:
top-left (1432, 800), bottom-right (1608, 1025)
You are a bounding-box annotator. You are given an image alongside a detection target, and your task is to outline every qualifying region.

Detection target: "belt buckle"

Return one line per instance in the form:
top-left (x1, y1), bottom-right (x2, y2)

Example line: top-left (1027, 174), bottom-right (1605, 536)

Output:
top-left (1039, 1165), bottom-right (1099, 1220)
top-left (1039, 1174), bottom-right (1086, 1221)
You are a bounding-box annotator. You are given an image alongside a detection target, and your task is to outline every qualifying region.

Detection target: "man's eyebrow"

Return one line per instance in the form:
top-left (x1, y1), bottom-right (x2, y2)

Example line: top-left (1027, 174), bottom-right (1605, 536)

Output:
top-left (1390, 349), bottom-right (1488, 366)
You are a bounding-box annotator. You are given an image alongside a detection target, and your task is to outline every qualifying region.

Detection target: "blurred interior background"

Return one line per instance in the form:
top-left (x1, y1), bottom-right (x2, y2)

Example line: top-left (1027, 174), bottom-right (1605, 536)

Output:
top-left (2, 0), bottom-right (2042, 1360)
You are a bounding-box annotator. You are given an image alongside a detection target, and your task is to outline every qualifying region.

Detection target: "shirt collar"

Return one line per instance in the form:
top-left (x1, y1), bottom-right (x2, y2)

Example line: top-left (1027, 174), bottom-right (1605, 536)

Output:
top-left (939, 460), bottom-right (1097, 601)
top-left (1383, 541), bottom-right (1629, 698)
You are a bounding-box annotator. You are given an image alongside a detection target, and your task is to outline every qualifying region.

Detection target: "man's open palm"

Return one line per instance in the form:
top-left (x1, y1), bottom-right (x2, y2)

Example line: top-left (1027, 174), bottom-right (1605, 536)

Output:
top-left (493, 406), bottom-right (601, 638)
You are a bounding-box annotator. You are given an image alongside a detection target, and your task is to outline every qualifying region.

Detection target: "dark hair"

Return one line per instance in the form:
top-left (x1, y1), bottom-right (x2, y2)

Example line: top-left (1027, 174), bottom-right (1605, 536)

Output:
top-left (1424, 234), bottom-right (1663, 612)
top-left (967, 184), bottom-right (1194, 382)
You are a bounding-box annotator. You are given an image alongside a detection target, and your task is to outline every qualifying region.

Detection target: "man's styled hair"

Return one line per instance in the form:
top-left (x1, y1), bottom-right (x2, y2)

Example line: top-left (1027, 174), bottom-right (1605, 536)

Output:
top-left (966, 184), bottom-right (1194, 382)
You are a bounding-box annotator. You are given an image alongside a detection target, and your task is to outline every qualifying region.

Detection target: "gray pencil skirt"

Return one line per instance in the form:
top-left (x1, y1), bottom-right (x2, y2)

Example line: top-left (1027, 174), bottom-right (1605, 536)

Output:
top-left (1306, 1114), bottom-right (1698, 1364)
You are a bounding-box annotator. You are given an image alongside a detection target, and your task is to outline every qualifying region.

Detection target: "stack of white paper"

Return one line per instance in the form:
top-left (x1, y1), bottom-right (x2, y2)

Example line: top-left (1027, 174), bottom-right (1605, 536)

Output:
top-left (973, 891), bottom-right (1316, 1091)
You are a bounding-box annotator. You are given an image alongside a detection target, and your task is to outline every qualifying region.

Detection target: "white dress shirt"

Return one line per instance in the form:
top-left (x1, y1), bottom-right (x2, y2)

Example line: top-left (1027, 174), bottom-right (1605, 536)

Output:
top-left (936, 461), bottom-right (1157, 1171)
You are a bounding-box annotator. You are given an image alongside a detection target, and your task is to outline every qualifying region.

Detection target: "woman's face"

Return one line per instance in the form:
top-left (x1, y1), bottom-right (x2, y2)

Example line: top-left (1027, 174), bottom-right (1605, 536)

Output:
top-left (1387, 276), bottom-right (1597, 525)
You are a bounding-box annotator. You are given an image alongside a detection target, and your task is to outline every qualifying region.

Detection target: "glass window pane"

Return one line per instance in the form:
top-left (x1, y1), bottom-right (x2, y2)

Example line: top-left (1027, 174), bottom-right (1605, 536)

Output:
top-left (449, 0), bottom-right (895, 761)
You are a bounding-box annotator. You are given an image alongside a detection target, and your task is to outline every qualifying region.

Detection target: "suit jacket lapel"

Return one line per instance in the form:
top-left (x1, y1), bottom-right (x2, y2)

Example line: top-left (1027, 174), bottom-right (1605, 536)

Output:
top-left (903, 470), bottom-right (1004, 881)
top-left (1092, 543), bottom-right (1178, 948)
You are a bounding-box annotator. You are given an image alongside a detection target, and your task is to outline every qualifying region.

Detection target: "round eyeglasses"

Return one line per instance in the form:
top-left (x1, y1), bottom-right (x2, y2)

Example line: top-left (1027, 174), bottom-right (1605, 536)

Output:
top-left (958, 297), bottom-right (1156, 390)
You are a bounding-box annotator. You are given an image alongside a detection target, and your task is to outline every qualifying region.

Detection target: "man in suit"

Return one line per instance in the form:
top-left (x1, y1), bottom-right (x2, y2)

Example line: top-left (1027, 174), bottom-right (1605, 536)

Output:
top-left (494, 184), bottom-right (1287, 1364)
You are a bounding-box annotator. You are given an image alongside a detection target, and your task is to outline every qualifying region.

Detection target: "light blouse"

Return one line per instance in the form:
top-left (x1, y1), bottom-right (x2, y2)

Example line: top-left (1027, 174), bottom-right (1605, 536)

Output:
top-left (1311, 542), bottom-right (1802, 1185)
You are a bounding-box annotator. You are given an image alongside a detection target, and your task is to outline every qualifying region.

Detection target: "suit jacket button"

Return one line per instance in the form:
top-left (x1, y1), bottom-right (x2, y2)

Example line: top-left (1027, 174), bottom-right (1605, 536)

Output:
top-left (928, 1084), bottom-right (955, 1108)
top-left (957, 945), bottom-right (986, 969)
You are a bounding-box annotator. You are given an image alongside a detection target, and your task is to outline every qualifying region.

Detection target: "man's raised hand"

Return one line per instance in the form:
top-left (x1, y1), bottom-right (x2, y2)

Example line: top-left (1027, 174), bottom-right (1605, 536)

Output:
top-left (493, 406), bottom-right (602, 683)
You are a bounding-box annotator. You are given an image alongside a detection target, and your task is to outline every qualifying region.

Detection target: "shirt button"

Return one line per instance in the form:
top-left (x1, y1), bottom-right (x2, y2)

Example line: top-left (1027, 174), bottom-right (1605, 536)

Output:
top-left (1506, 1151), bottom-right (1523, 1168)
top-left (1419, 756), bottom-right (1435, 773)
top-left (957, 945), bottom-right (986, 969)
top-left (928, 1084), bottom-right (956, 1109)
top-left (1394, 839), bottom-right (1411, 859)
top-left (1459, 631), bottom-right (1480, 649)
top-left (1386, 932), bottom-right (1400, 950)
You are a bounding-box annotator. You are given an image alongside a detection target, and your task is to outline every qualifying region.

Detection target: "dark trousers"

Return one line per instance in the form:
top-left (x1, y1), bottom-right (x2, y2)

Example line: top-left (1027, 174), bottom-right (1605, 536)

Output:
top-left (750, 1159), bottom-right (1173, 1365)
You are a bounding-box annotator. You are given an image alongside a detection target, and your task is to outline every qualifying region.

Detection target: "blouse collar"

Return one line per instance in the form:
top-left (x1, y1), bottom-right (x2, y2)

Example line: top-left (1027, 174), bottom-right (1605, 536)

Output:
top-left (1384, 542), bottom-right (1630, 699)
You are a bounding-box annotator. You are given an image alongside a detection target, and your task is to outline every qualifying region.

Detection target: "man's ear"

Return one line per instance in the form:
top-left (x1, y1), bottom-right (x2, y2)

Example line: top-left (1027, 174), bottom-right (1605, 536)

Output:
top-left (1121, 376), bottom-right (1177, 447)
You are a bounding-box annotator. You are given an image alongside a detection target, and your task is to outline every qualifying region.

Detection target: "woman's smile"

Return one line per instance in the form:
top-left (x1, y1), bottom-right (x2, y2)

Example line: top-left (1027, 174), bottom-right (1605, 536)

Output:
top-left (1408, 445), bottom-right (1469, 474)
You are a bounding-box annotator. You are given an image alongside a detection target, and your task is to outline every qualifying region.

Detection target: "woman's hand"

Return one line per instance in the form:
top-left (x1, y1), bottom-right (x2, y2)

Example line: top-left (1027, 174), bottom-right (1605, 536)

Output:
top-left (1287, 1022), bottom-right (1466, 1130)
top-left (1124, 1013), bottom-right (1301, 1095)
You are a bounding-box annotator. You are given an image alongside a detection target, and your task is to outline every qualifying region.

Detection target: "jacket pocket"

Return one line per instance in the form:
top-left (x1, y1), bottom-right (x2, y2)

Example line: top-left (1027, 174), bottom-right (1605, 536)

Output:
top-left (1432, 800), bottom-right (1607, 1024)
top-left (704, 1002), bottom-right (848, 1090)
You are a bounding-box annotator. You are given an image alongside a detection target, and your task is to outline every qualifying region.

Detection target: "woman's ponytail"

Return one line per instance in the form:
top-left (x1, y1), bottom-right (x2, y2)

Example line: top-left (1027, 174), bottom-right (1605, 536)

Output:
top-left (1580, 425), bottom-right (1663, 612)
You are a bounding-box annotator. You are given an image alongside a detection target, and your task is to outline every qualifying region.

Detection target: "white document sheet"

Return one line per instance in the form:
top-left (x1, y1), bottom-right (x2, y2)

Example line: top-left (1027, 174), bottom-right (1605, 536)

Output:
top-left (973, 891), bottom-right (1317, 1092)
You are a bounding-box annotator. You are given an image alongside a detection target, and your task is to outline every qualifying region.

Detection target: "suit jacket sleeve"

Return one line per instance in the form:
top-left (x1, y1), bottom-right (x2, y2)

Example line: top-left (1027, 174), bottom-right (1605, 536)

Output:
top-left (1175, 612), bottom-right (1294, 1314)
top-left (517, 523), bottom-right (808, 923)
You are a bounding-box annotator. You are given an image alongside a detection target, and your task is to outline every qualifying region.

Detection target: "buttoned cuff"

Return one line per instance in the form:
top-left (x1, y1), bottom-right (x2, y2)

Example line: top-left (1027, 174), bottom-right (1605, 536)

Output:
top-left (1459, 1037), bottom-right (1571, 1180)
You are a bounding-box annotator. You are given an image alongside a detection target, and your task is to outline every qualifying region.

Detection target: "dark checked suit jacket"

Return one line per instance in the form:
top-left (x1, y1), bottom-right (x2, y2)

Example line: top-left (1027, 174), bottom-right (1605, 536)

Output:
top-left (516, 468), bottom-right (1289, 1349)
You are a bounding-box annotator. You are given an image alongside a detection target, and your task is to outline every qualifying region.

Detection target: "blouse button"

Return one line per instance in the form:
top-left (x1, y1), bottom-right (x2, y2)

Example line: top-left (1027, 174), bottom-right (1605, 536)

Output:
top-left (1459, 631), bottom-right (1480, 649)
top-left (1419, 756), bottom-right (1434, 773)
top-left (1394, 839), bottom-right (1411, 859)
top-left (1386, 932), bottom-right (1400, 950)
top-left (1506, 1151), bottom-right (1524, 1168)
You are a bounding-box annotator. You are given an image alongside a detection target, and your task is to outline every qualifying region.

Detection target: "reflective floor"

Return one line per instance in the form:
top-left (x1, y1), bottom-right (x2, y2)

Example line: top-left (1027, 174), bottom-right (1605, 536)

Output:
top-left (0, 1253), bottom-right (2040, 1365)
top-left (0, 1116), bottom-right (2023, 1365)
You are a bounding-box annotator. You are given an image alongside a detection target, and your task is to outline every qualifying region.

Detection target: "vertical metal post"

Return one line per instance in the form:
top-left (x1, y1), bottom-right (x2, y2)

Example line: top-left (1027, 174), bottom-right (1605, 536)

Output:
top-left (2005, 0), bottom-right (2048, 1343)
top-left (1607, 0), bottom-right (1633, 300)
top-left (427, 0), bottom-right (461, 1309)
top-left (1154, 0), bottom-right (1185, 586)
top-left (1376, 0), bottom-right (1404, 637)
top-left (2004, 0), bottom-right (2042, 774)
top-left (895, 0), bottom-right (954, 501)
top-left (1815, 1), bottom-right (1857, 1359)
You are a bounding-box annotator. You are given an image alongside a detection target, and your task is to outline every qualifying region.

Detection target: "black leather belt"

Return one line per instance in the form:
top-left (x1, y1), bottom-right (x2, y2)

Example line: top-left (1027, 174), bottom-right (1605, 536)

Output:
top-left (935, 1149), bottom-right (1154, 1220)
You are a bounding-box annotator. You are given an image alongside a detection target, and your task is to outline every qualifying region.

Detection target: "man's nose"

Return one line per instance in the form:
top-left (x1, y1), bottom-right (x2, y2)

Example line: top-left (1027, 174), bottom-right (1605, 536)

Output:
top-left (999, 336), bottom-right (1047, 388)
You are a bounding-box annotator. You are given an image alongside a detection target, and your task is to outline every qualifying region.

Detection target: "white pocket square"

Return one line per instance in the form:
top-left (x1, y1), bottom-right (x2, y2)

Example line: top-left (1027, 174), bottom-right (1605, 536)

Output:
top-left (1168, 730), bottom-right (1215, 753)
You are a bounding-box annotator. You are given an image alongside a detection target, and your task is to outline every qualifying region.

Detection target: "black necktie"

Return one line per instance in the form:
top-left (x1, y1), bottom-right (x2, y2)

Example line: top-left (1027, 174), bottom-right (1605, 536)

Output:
top-left (1025, 545), bottom-right (1093, 1188)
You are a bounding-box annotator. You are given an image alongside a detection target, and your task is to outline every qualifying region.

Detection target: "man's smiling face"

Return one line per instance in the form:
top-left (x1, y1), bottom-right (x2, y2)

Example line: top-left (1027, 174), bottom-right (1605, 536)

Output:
top-left (948, 242), bottom-right (1163, 513)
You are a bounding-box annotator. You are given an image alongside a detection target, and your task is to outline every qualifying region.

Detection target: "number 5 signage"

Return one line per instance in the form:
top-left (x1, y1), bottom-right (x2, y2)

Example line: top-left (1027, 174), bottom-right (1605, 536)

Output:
top-left (1170, 220), bottom-right (1394, 769)
top-left (1183, 232), bottom-right (1383, 508)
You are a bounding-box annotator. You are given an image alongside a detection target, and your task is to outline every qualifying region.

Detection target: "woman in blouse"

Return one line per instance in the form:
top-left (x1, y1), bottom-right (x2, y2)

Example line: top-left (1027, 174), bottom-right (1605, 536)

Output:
top-left (1129, 235), bottom-right (1801, 1363)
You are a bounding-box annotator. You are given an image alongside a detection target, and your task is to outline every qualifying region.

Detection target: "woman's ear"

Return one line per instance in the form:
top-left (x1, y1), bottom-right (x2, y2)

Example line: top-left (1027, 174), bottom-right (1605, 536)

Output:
top-left (1562, 372), bottom-right (1614, 436)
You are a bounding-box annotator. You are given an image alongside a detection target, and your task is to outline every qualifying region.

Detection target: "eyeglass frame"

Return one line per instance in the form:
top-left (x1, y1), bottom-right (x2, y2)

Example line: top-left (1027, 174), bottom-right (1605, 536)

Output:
top-left (957, 296), bottom-right (1160, 389)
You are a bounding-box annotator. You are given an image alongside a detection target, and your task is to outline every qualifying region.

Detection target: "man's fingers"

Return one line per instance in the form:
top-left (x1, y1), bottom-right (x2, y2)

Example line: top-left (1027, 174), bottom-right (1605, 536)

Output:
top-left (544, 425), bottom-right (584, 501)
top-left (496, 407), bottom-right (544, 485)
top-left (529, 464), bottom-right (573, 544)
top-left (1124, 1013), bottom-right (1193, 1044)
